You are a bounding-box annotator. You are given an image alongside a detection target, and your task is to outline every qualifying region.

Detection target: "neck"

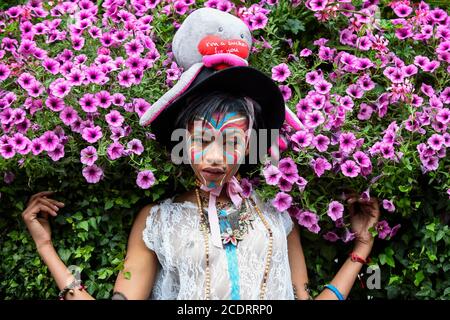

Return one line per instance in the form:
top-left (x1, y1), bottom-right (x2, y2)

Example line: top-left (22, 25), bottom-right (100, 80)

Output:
top-left (198, 185), bottom-right (230, 202)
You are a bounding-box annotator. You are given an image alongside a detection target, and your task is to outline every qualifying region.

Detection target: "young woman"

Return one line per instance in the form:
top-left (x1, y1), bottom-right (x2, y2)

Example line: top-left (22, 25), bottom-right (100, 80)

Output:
top-left (22, 90), bottom-right (380, 300)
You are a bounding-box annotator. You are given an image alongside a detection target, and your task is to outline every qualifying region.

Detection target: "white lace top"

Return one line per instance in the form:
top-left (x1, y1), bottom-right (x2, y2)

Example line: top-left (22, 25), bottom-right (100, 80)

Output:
top-left (142, 190), bottom-right (295, 300)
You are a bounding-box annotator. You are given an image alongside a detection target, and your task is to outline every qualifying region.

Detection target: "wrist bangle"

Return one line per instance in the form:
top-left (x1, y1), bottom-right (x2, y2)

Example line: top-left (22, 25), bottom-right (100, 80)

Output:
top-left (349, 252), bottom-right (371, 264)
top-left (324, 284), bottom-right (345, 300)
top-left (57, 279), bottom-right (85, 300)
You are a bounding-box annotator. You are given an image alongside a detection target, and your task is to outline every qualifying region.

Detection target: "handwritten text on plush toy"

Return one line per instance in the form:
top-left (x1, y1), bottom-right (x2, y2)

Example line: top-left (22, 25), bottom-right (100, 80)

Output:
top-left (198, 36), bottom-right (249, 59)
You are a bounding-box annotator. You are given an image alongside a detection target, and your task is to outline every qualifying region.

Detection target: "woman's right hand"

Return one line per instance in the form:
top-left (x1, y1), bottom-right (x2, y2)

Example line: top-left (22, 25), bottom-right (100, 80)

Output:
top-left (21, 191), bottom-right (65, 250)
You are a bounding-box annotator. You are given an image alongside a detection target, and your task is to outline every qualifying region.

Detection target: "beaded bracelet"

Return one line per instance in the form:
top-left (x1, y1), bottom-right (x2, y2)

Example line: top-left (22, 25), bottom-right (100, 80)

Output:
top-left (324, 284), bottom-right (345, 300)
top-left (349, 252), bottom-right (371, 264)
top-left (57, 279), bottom-right (85, 300)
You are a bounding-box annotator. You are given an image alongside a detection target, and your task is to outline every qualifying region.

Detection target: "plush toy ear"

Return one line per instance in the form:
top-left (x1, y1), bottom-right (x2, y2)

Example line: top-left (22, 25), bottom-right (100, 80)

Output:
top-left (284, 106), bottom-right (304, 131)
top-left (139, 62), bottom-right (204, 127)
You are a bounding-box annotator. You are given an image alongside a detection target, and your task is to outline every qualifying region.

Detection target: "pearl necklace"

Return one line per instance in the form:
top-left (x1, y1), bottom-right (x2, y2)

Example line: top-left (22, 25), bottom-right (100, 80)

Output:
top-left (195, 187), bottom-right (273, 300)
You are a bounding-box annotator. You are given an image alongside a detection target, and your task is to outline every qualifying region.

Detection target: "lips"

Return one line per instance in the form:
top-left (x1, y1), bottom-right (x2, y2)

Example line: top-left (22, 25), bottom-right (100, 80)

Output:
top-left (202, 167), bottom-right (225, 174)
top-left (201, 167), bottom-right (225, 179)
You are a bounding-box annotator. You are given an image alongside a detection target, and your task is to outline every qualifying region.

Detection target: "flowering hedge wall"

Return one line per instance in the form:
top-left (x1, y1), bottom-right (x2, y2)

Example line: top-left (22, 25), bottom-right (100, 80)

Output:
top-left (1, 0), bottom-right (449, 299)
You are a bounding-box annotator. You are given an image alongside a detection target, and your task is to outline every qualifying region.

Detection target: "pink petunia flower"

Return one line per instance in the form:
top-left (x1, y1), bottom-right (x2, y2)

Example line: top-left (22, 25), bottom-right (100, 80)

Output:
top-left (40, 131), bottom-right (60, 152)
top-left (107, 142), bottom-right (124, 160)
top-left (339, 132), bottom-right (357, 153)
top-left (105, 110), bottom-right (125, 127)
top-left (305, 70), bottom-right (323, 85)
top-left (291, 130), bottom-right (313, 149)
top-left (376, 220), bottom-right (391, 239)
top-left (312, 134), bottom-right (330, 152)
top-left (82, 126), bottom-right (103, 144)
top-left (382, 199), bottom-right (395, 213)
top-left (272, 192), bottom-right (293, 212)
top-left (393, 4), bottom-right (412, 18)
top-left (136, 170), bottom-right (156, 189)
top-left (279, 85), bottom-right (292, 101)
top-left (271, 63), bottom-right (291, 82)
top-left (323, 231), bottom-right (339, 242)
top-left (353, 151), bottom-right (371, 168)
top-left (82, 165), bottom-right (103, 184)
top-left (310, 157), bottom-right (332, 177)
top-left (60, 107), bottom-right (78, 126)
top-left (79, 93), bottom-right (98, 113)
top-left (340, 160), bottom-right (360, 178)
top-left (80, 146), bottom-right (98, 166)
top-left (314, 80), bottom-right (332, 94)
top-left (327, 201), bottom-right (344, 221)
top-left (127, 138), bottom-right (144, 155)
top-left (296, 210), bottom-right (319, 229)
top-left (263, 164), bottom-right (282, 185)
top-left (305, 110), bottom-right (325, 128)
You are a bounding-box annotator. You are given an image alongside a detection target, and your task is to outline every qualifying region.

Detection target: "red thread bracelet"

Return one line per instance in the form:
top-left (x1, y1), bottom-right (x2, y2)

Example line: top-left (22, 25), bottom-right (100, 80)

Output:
top-left (349, 252), bottom-right (371, 264)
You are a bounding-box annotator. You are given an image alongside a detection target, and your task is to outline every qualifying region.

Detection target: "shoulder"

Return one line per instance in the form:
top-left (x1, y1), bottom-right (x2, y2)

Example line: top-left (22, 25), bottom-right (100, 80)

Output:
top-left (139, 195), bottom-right (197, 229)
top-left (131, 203), bottom-right (158, 241)
top-left (134, 198), bottom-right (174, 231)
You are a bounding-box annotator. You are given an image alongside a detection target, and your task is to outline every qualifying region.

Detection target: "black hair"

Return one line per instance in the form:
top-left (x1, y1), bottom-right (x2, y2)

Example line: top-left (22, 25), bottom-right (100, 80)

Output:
top-left (174, 90), bottom-right (265, 133)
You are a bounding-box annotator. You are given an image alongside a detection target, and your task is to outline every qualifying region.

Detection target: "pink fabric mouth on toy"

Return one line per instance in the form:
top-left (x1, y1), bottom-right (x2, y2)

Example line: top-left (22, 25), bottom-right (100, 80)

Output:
top-left (202, 53), bottom-right (248, 70)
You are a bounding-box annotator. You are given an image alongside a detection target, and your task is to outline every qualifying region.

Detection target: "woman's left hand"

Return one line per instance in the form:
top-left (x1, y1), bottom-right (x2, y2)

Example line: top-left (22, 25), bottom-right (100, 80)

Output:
top-left (345, 191), bottom-right (380, 248)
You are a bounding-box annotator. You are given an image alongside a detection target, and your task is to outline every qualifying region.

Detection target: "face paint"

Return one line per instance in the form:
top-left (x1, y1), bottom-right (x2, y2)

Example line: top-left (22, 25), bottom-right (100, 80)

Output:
top-left (186, 111), bottom-right (250, 188)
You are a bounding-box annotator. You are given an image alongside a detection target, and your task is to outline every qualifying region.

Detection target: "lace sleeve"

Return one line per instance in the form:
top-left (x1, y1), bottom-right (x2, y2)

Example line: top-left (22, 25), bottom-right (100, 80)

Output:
top-left (142, 204), bottom-right (163, 252)
top-left (279, 211), bottom-right (294, 235)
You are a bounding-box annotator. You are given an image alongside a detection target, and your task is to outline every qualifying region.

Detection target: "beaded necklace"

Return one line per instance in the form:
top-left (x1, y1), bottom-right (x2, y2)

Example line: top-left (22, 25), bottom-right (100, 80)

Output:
top-left (195, 188), bottom-right (273, 300)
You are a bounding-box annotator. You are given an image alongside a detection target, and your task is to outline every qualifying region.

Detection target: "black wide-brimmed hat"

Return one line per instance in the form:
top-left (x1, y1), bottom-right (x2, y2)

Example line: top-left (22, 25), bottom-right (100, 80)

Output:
top-left (141, 64), bottom-right (286, 150)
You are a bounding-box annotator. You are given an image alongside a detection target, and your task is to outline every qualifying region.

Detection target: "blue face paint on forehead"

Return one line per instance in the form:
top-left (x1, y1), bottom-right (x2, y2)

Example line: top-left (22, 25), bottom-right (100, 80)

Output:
top-left (208, 111), bottom-right (238, 129)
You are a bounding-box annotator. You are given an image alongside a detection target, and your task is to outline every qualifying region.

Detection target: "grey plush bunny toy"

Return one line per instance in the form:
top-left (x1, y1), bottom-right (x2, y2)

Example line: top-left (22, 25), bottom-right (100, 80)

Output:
top-left (139, 7), bottom-right (302, 132)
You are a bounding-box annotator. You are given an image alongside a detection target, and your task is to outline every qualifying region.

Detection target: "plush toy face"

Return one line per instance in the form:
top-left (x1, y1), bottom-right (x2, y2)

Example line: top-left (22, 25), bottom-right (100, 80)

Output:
top-left (172, 7), bottom-right (253, 71)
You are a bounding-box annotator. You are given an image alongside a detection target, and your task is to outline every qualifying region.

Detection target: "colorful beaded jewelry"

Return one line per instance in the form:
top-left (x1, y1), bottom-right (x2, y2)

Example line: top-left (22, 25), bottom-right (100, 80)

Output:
top-left (195, 188), bottom-right (273, 300)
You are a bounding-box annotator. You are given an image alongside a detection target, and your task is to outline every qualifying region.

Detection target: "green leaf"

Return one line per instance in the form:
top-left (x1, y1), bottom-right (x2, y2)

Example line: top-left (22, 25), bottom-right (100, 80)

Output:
top-left (388, 275), bottom-right (400, 285)
top-left (72, 212), bottom-right (83, 221)
top-left (385, 255), bottom-right (395, 268)
top-left (88, 217), bottom-right (97, 229)
top-left (105, 199), bottom-right (114, 210)
top-left (436, 230), bottom-right (445, 242)
top-left (58, 248), bottom-right (72, 263)
top-left (414, 271), bottom-right (425, 287)
top-left (426, 223), bottom-right (436, 232)
top-left (379, 254), bottom-right (386, 265)
top-left (398, 185), bottom-right (411, 193)
top-left (78, 221), bottom-right (89, 232)
top-left (283, 19), bottom-right (305, 35)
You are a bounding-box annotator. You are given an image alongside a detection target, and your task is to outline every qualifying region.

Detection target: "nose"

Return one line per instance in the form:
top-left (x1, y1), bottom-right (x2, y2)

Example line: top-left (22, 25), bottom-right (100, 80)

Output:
top-left (203, 139), bottom-right (225, 165)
